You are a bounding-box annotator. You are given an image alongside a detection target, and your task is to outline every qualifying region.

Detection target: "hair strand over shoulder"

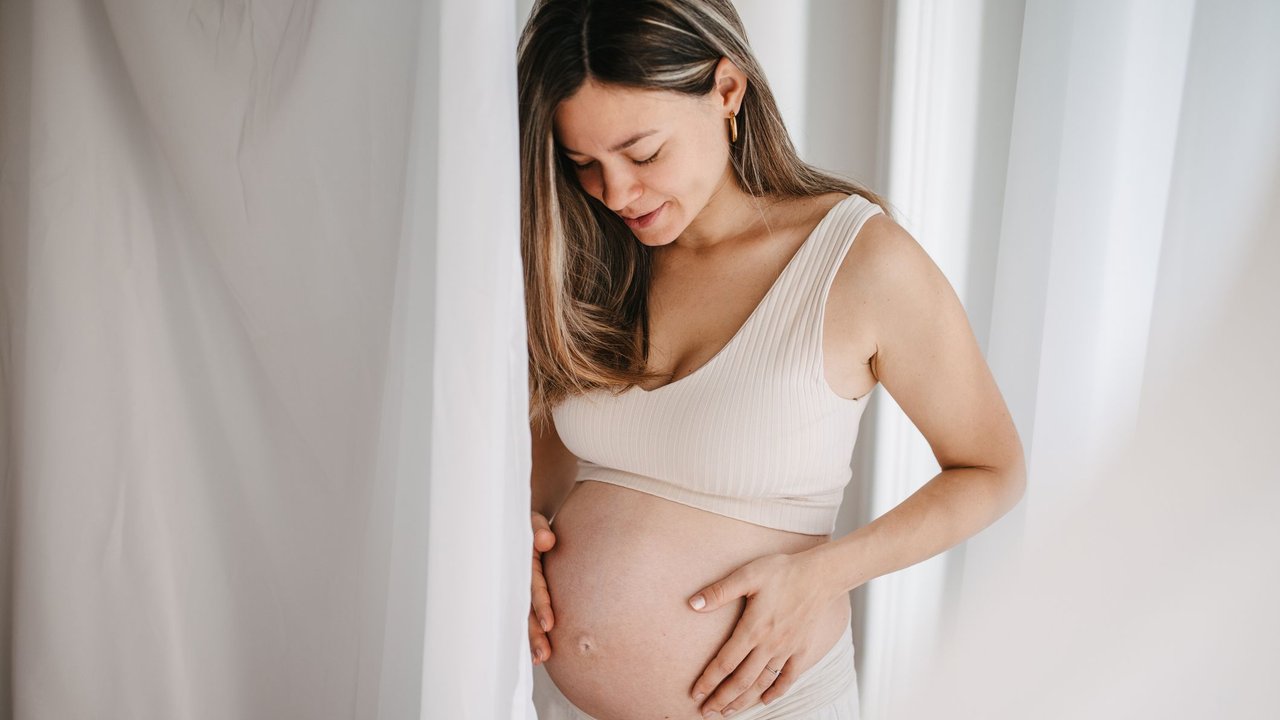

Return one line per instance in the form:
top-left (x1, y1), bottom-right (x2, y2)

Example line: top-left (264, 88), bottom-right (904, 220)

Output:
top-left (518, 0), bottom-right (893, 427)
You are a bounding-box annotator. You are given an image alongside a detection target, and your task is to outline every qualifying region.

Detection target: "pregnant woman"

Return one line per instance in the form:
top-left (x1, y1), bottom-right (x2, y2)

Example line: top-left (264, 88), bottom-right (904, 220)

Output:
top-left (519, 2), bottom-right (1027, 719)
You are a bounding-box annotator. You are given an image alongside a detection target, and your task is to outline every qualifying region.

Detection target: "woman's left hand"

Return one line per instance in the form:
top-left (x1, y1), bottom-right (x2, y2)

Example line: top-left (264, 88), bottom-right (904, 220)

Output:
top-left (686, 548), bottom-right (837, 717)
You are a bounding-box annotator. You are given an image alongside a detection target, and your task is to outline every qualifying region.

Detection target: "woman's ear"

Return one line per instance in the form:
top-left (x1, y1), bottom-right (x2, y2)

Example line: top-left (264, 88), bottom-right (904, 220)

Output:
top-left (711, 56), bottom-right (748, 115)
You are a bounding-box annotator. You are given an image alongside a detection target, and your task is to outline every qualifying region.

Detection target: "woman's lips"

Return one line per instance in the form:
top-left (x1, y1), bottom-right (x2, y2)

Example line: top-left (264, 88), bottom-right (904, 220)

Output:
top-left (623, 202), bottom-right (666, 230)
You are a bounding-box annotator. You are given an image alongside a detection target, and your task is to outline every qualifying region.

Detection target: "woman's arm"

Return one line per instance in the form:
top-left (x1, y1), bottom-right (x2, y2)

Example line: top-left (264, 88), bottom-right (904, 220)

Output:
top-left (531, 414), bottom-right (580, 520)
top-left (804, 213), bottom-right (1027, 599)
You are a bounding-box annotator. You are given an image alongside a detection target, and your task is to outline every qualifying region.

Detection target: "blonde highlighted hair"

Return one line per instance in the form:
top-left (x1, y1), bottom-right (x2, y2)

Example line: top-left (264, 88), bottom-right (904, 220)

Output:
top-left (518, 0), bottom-right (892, 427)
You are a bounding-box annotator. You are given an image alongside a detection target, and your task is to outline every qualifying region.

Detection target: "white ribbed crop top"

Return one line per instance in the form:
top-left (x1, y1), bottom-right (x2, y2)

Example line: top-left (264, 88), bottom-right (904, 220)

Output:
top-left (551, 193), bottom-right (883, 535)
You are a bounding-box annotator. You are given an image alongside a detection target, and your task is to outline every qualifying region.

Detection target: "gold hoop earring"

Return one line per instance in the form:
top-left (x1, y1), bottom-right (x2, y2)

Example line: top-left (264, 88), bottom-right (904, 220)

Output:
top-left (727, 110), bottom-right (739, 144)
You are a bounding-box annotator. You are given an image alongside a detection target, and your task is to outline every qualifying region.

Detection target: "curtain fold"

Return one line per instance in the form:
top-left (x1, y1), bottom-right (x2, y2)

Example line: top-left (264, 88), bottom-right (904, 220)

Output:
top-left (925, 0), bottom-right (1280, 715)
top-left (845, 1), bottom-right (1280, 716)
top-left (0, 0), bottom-right (532, 718)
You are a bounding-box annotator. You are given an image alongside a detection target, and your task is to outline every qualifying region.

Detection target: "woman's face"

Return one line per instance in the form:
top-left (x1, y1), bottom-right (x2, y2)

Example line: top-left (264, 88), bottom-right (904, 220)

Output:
top-left (553, 70), bottom-right (743, 247)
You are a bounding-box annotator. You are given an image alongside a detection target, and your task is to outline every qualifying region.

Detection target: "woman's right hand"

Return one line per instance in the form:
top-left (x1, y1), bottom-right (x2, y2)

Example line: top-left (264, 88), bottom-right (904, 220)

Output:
top-left (529, 510), bottom-right (557, 665)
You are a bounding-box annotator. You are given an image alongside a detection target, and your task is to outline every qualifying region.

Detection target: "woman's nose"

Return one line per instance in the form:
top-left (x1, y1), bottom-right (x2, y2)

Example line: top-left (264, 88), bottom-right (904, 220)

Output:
top-left (600, 166), bottom-right (641, 212)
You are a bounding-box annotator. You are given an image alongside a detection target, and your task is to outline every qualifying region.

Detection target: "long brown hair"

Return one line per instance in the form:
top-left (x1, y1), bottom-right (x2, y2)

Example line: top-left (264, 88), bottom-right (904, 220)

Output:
top-left (518, 0), bottom-right (892, 427)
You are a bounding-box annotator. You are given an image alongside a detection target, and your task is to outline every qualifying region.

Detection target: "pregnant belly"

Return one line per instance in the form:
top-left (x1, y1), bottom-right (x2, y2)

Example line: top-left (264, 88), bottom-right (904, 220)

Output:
top-left (541, 480), bottom-right (852, 720)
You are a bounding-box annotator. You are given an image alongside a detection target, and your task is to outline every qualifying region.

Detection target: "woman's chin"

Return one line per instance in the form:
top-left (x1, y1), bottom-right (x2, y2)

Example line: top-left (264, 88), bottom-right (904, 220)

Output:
top-left (632, 226), bottom-right (679, 247)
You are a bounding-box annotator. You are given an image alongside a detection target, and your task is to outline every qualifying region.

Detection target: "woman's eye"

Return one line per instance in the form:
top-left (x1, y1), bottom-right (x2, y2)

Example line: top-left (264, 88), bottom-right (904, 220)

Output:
top-left (567, 149), bottom-right (659, 170)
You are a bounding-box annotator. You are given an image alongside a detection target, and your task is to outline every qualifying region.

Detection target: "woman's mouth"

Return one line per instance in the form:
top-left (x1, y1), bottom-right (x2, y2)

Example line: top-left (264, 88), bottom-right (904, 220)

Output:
top-left (623, 202), bottom-right (666, 230)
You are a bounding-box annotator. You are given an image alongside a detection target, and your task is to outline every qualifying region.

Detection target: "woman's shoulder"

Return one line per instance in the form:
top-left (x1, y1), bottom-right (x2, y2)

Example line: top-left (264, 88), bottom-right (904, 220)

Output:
top-left (829, 198), bottom-right (954, 337)
top-left (757, 190), bottom-right (903, 271)
top-left (777, 190), bottom-right (893, 233)
top-left (846, 204), bottom-right (926, 281)
top-left (776, 191), bottom-right (855, 227)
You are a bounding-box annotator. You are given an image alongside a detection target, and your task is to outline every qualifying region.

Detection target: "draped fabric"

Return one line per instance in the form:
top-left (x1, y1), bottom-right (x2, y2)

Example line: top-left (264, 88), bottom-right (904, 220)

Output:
top-left (1, 0), bottom-right (533, 718)
top-left (891, 204), bottom-right (1280, 720)
top-left (864, 2), bottom-right (1280, 716)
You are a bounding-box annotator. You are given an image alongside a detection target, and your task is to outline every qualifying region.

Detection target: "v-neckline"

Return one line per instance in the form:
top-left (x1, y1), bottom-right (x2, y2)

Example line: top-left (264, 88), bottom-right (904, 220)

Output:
top-left (634, 194), bottom-right (855, 395)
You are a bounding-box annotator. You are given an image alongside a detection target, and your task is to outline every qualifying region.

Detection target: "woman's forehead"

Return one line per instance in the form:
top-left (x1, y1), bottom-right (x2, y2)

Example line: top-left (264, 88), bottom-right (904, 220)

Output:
top-left (554, 83), bottom-right (692, 150)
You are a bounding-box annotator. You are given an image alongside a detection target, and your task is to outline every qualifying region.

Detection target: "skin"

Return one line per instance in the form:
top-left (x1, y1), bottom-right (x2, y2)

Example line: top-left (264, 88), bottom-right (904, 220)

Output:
top-left (531, 57), bottom-right (1027, 718)
top-left (553, 60), bottom-right (766, 256)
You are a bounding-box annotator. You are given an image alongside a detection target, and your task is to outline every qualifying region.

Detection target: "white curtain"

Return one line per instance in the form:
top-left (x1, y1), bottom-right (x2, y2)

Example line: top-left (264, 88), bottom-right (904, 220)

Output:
top-left (0, 0), bottom-right (533, 719)
top-left (860, 1), bottom-right (1280, 717)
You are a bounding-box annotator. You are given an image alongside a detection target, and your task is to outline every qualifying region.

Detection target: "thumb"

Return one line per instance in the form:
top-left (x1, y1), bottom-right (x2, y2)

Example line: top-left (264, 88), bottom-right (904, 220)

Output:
top-left (531, 512), bottom-right (556, 553)
top-left (689, 567), bottom-right (752, 612)
top-left (534, 527), bottom-right (556, 553)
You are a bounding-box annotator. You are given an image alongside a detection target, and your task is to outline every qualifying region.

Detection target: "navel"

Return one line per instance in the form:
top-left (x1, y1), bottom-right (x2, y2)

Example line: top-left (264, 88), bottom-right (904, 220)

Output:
top-left (574, 633), bottom-right (600, 657)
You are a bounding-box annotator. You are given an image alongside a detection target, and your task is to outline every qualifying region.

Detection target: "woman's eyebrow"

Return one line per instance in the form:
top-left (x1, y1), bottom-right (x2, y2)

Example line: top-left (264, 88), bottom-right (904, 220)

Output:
top-left (561, 129), bottom-right (659, 156)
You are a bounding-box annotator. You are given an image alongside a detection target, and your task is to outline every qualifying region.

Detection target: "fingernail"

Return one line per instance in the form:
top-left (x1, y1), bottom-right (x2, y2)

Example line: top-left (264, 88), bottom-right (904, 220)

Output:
top-left (690, 595), bottom-right (705, 610)
top-left (723, 709), bottom-right (736, 717)
top-left (693, 692), bottom-right (706, 702)
top-left (540, 617), bottom-right (549, 632)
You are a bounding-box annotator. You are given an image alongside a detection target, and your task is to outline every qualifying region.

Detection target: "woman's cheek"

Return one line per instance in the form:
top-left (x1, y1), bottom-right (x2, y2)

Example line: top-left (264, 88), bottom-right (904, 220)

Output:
top-left (577, 172), bottom-right (603, 202)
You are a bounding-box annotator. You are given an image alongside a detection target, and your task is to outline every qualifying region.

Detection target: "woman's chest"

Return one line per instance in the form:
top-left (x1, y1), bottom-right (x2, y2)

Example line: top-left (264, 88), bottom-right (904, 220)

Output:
top-left (554, 374), bottom-right (865, 502)
top-left (644, 241), bottom-right (878, 402)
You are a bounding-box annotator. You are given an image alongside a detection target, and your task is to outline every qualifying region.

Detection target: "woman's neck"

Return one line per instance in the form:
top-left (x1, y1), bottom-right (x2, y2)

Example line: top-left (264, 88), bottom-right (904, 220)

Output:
top-left (672, 170), bottom-right (784, 254)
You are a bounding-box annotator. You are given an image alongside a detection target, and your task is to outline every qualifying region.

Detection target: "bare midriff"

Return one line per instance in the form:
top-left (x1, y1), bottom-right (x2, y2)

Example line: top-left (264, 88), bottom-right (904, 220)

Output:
top-left (541, 479), bottom-right (852, 720)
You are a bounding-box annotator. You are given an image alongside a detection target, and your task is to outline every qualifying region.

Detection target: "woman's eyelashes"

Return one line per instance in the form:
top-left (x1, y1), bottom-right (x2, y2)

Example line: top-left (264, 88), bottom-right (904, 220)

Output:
top-left (570, 148), bottom-right (662, 170)
top-left (634, 148), bottom-right (661, 165)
